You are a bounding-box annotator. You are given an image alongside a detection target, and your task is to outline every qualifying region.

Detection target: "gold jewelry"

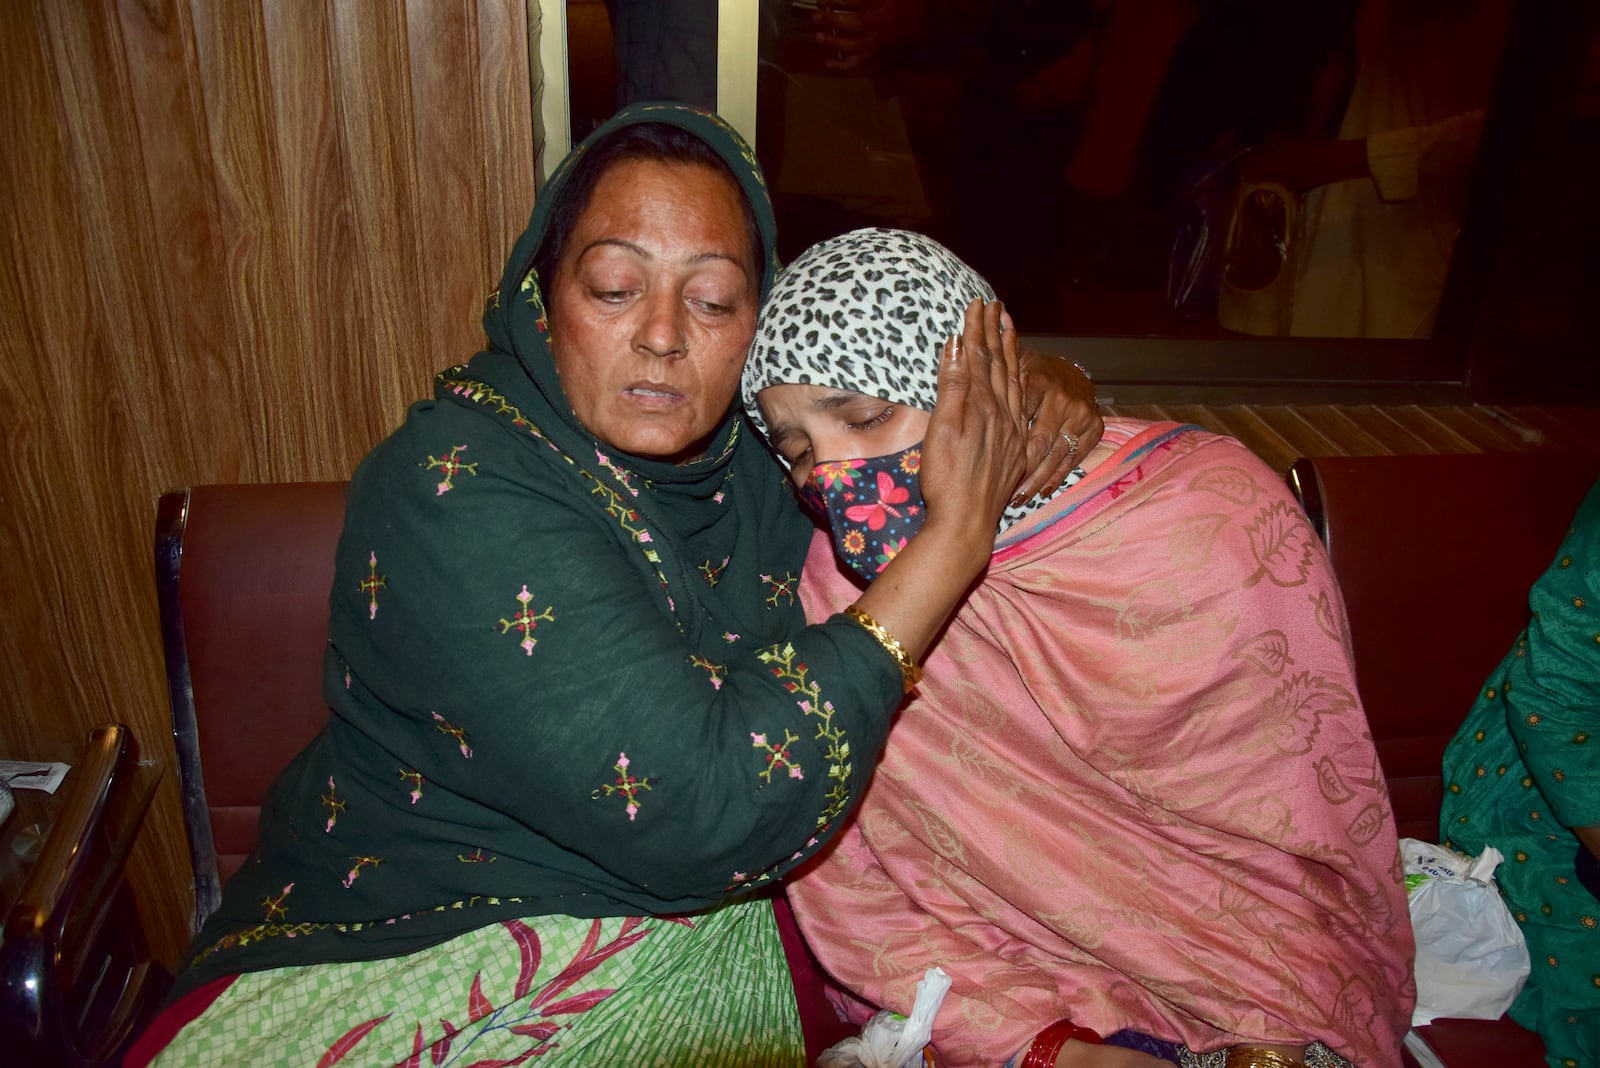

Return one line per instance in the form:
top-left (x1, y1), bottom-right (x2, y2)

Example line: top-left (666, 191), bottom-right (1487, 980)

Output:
top-left (844, 605), bottom-right (923, 693)
top-left (1060, 431), bottom-right (1080, 457)
top-left (1224, 1048), bottom-right (1306, 1068)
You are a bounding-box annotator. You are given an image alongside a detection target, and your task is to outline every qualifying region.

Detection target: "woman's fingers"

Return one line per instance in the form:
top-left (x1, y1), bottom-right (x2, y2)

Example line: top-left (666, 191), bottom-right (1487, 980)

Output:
top-left (1013, 440), bottom-right (1077, 506)
top-left (959, 298), bottom-right (1012, 423)
top-left (932, 330), bottom-right (969, 414)
top-left (997, 307), bottom-right (1025, 429)
top-left (920, 299), bottom-right (1030, 530)
top-left (1012, 349), bottom-right (1104, 504)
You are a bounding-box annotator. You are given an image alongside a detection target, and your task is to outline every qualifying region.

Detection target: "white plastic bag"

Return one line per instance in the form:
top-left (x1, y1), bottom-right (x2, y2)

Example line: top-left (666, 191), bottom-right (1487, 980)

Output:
top-left (816, 967), bottom-right (952, 1068)
top-left (1400, 838), bottom-right (1530, 1026)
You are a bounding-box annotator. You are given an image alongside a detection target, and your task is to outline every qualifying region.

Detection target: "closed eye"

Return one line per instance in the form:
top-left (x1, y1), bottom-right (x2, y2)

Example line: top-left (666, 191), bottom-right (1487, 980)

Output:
top-left (846, 405), bottom-right (894, 432)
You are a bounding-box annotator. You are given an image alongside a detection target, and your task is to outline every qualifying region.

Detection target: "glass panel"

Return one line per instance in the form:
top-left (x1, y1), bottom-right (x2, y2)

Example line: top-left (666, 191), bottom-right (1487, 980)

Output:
top-left (754, 0), bottom-right (1515, 342)
top-left (569, 0), bottom-right (721, 140)
top-left (560, 1), bottom-right (1599, 396)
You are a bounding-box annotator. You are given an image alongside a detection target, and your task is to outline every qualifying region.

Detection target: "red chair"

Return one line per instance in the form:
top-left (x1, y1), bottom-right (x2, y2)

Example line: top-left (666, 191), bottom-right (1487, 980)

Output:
top-left (152, 482), bottom-right (852, 1059)
top-left (1287, 451), bottom-right (1600, 1068)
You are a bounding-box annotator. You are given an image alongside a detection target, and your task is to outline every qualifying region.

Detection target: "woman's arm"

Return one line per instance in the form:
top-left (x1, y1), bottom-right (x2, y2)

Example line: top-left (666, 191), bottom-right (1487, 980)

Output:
top-left (326, 417), bottom-right (905, 905)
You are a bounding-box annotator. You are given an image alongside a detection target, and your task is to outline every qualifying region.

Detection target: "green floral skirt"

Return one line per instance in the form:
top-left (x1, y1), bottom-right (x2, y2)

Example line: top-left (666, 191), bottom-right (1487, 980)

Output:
top-left (154, 897), bottom-right (803, 1067)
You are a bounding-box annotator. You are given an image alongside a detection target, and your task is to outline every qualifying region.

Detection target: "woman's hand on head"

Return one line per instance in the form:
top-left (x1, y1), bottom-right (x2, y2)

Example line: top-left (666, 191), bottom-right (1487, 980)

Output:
top-left (918, 298), bottom-right (1031, 552)
top-left (1017, 345), bottom-right (1103, 505)
top-left (848, 299), bottom-right (1030, 666)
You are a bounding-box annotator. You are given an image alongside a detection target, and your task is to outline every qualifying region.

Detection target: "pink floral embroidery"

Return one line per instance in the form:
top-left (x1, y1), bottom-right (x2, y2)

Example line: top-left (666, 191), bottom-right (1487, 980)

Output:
top-left (499, 585), bottom-right (556, 656)
top-left (343, 855), bottom-right (382, 888)
top-left (261, 883), bottom-right (293, 922)
top-left (424, 444), bottom-right (478, 495)
top-left (321, 777), bottom-right (346, 833)
top-left (431, 712), bottom-right (474, 758)
top-left (359, 553), bottom-right (387, 620)
top-left (595, 753), bottom-right (653, 821)
top-left (761, 572), bottom-right (799, 608)
top-left (752, 730), bottom-right (804, 782)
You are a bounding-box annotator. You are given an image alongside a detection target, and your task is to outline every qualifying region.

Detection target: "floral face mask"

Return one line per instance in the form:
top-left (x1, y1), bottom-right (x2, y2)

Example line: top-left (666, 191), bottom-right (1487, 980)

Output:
top-left (805, 443), bottom-right (927, 582)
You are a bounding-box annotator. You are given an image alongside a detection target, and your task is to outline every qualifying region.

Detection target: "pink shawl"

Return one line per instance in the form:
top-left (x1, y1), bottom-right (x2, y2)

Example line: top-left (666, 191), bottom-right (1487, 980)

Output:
top-left (787, 421), bottom-right (1414, 1066)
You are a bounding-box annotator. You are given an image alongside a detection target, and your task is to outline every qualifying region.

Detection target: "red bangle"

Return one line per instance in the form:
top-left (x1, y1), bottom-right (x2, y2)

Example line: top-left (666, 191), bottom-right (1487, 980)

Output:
top-left (1020, 1019), bottom-right (1103, 1068)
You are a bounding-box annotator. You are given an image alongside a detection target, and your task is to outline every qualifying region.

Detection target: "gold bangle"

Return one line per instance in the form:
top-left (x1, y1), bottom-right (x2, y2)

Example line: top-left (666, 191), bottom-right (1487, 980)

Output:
top-left (844, 605), bottom-right (923, 693)
top-left (1224, 1049), bottom-right (1306, 1068)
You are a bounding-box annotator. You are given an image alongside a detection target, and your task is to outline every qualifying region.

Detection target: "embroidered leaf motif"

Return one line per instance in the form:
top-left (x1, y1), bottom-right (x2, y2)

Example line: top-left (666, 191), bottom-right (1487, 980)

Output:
top-left (528, 918), bottom-right (653, 1011)
top-left (1310, 588), bottom-right (1346, 644)
top-left (503, 919), bottom-right (543, 1000)
top-left (509, 1022), bottom-right (561, 1040)
top-left (1198, 876), bottom-right (1284, 939)
top-left (1167, 512), bottom-right (1229, 570)
top-left (1315, 755), bottom-right (1356, 804)
top-left (460, 1053), bottom-right (539, 1068)
top-left (1256, 671), bottom-right (1357, 756)
top-left (905, 799), bottom-right (965, 865)
top-left (1348, 801), bottom-right (1390, 845)
top-left (1190, 465), bottom-right (1260, 506)
top-left (541, 988), bottom-right (618, 1015)
top-left (400, 1022), bottom-right (425, 1068)
top-left (316, 1013), bottom-right (391, 1067)
top-left (1243, 500), bottom-right (1315, 588)
top-left (1327, 963), bottom-right (1387, 1050)
top-left (1233, 630), bottom-right (1293, 677)
top-left (430, 1017), bottom-right (461, 1065)
top-left (468, 971), bottom-right (494, 1022)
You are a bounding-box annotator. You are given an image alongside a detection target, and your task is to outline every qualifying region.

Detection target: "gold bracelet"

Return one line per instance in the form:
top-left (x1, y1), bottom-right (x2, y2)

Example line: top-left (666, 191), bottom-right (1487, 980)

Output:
top-left (1224, 1048), bottom-right (1306, 1068)
top-left (844, 605), bottom-right (923, 693)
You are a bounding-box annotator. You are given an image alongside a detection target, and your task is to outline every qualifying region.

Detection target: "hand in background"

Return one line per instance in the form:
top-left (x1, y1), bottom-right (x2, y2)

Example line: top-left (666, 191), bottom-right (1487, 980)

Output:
top-left (811, 0), bottom-right (928, 73)
top-left (1017, 340), bottom-right (1102, 504)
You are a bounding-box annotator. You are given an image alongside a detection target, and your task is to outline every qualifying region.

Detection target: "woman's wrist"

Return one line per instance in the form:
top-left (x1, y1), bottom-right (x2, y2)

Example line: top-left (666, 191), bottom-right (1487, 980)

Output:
top-left (843, 605), bottom-right (924, 693)
top-left (918, 507), bottom-right (1001, 565)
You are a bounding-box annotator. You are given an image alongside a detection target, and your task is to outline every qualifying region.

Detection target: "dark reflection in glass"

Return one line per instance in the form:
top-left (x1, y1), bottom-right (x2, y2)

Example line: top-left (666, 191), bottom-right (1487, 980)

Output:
top-left (756, 0), bottom-right (1513, 340)
top-left (570, 1), bottom-right (1524, 343)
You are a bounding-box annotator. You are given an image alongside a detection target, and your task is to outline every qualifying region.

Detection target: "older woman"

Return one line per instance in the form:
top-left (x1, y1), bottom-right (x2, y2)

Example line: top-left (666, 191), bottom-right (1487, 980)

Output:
top-left (130, 108), bottom-right (1097, 1066)
top-left (742, 228), bottom-right (1416, 1068)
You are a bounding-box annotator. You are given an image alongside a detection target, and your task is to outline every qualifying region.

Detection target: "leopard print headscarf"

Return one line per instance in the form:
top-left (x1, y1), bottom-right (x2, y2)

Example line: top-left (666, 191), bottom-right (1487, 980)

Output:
top-left (742, 227), bottom-right (1080, 533)
top-left (741, 227), bottom-right (994, 439)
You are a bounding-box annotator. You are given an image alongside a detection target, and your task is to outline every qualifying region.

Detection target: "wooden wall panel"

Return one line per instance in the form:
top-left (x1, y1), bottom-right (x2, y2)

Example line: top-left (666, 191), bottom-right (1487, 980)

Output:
top-left (0, 0), bottom-right (536, 969)
top-left (477, 0), bottom-right (538, 281)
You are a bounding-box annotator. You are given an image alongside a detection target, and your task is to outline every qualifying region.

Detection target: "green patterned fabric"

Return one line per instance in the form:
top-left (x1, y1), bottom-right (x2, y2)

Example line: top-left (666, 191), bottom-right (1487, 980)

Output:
top-left (1441, 479), bottom-right (1600, 1068)
top-left (172, 102), bottom-right (903, 1041)
top-left (156, 897), bottom-right (802, 1067)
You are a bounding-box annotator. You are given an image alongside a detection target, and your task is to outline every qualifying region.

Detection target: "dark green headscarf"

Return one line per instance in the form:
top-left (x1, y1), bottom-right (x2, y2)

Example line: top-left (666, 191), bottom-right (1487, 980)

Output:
top-left (484, 103), bottom-right (779, 475)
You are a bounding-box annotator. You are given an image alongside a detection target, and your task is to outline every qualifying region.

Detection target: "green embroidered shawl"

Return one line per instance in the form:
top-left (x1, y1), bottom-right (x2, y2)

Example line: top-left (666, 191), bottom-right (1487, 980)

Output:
top-left (179, 104), bottom-right (902, 989)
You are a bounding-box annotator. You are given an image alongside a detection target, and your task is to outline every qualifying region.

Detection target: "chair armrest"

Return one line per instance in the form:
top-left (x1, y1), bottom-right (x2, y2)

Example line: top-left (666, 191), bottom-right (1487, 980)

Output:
top-left (0, 724), bottom-right (170, 1066)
